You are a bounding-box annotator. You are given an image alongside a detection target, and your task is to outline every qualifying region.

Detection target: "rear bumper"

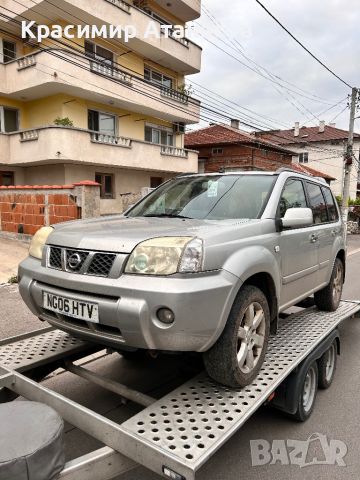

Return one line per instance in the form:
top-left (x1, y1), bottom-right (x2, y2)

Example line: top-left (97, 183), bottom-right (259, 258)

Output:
top-left (18, 256), bottom-right (239, 352)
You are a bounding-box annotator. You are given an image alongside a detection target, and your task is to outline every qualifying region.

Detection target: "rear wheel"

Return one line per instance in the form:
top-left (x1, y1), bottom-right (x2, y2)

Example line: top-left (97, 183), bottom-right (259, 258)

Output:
top-left (318, 341), bottom-right (337, 389)
top-left (203, 285), bottom-right (270, 388)
top-left (314, 258), bottom-right (344, 312)
top-left (293, 362), bottom-right (318, 422)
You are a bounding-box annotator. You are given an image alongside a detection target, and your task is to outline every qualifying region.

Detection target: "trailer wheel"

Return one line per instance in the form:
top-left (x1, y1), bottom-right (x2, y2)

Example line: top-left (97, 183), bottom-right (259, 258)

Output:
top-left (293, 362), bottom-right (318, 422)
top-left (203, 285), bottom-right (270, 388)
top-left (318, 341), bottom-right (337, 389)
top-left (314, 258), bottom-right (344, 311)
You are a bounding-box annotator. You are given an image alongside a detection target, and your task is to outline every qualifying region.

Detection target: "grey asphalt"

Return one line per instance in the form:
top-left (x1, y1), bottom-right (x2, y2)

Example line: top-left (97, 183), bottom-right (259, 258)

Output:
top-left (1, 245), bottom-right (360, 479)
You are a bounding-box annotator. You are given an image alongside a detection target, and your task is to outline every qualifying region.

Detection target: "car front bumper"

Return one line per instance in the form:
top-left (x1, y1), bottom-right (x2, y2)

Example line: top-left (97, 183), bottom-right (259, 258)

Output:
top-left (18, 256), bottom-right (239, 352)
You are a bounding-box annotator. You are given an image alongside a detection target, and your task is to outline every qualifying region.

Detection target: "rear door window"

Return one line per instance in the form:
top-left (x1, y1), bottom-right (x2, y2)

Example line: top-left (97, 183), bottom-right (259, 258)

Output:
top-left (305, 182), bottom-right (328, 224)
top-left (322, 187), bottom-right (339, 222)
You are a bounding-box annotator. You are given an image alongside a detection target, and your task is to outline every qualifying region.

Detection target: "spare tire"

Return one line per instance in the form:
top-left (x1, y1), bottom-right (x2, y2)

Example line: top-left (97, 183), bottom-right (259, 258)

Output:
top-left (0, 401), bottom-right (65, 480)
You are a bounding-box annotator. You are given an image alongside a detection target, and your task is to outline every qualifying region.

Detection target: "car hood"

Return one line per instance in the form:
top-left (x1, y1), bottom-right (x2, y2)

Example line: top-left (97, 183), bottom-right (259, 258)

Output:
top-left (48, 216), bottom-right (256, 253)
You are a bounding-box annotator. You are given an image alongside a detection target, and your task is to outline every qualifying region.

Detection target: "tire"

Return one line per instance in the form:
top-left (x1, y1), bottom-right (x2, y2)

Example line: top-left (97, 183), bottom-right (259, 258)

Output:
top-left (118, 350), bottom-right (148, 362)
top-left (318, 341), bottom-right (337, 389)
top-left (293, 362), bottom-right (318, 422)
top-left (314, 258), bottom-right (344, 312)
top-left (203, 285), bottom-right (270, 388)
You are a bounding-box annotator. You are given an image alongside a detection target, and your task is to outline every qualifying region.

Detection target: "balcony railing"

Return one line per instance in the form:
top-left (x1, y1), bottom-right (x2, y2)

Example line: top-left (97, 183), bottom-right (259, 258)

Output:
top-left (160, 86), bottom-right (188, 104)
top-left (161, 146), bottom-right (188, 158)
top-left (17, 55), bottom-right (36, 70)
top-left (20, 129), bottom-right (39, 141)
top-left (104, 0), bottom-right (131, 13)
top-left (90, 132), bottom-right (132, 147)
top-left (89, 61), bottom-right (132, 85)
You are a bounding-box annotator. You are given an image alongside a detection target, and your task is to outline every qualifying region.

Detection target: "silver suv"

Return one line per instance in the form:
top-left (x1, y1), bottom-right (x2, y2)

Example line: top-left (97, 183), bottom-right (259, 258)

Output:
top-left (19, 170), bottom-right (345, 387)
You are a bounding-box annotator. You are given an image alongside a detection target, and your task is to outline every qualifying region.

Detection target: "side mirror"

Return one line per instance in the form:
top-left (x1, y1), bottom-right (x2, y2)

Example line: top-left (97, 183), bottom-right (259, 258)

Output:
top-left (281, 208), bottom-right (313, 229)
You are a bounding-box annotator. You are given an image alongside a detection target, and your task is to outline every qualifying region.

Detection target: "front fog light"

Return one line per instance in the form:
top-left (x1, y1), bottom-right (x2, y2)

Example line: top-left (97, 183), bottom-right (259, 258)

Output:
top-left (157, 308), bottom-right (175, 324)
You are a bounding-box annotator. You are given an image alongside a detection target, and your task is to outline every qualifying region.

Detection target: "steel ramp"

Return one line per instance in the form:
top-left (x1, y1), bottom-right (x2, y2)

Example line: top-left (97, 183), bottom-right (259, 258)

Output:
top-left (0, 327), bottom-right (102, 372)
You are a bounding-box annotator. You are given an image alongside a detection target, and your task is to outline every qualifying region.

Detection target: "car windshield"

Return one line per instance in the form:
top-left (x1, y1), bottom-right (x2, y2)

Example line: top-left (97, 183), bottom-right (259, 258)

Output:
top-left (127, 175), bottom-right (276, 220)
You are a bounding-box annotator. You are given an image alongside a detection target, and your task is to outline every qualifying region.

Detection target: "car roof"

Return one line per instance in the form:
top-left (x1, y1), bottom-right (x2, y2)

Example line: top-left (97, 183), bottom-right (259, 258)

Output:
top-left (179, 169), bottom-right (328, 185)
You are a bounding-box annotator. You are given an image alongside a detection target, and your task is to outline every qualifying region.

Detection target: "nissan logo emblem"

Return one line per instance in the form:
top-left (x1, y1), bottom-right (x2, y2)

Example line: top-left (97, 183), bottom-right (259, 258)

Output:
top-left (67, 253), bottom-right (82, 270)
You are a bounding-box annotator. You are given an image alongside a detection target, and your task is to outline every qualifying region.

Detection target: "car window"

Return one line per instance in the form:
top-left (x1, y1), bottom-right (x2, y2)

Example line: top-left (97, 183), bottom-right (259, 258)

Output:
top-left (127, 175), bottom-right (276, 220)
top-left (322, 187), bottom-right (339, 222)
top-left (306, 182), bottom-right (329, 224)
top-left (278, 179), bottom-right (307, 218)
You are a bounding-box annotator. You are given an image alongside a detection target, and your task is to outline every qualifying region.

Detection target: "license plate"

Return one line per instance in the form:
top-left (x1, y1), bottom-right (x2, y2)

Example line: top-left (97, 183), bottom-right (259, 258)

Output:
top-left (43, 291), bottom-right (99, 323)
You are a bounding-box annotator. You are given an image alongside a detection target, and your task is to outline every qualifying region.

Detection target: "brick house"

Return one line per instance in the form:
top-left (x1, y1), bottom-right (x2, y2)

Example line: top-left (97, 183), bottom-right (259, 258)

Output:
top-left (185, 122), bottom-right (297, 173)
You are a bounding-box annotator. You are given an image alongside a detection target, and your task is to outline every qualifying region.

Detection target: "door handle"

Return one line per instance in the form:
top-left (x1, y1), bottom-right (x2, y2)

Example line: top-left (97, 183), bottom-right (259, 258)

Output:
top-left (331, 229), bottom-right (340, 237)
top-left (310, 234), bottom-right (318, 243)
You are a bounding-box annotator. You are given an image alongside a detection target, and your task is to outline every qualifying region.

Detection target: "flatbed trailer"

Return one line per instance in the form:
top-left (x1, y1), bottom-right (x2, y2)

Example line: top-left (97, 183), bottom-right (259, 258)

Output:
top-left (0, 300), bottom-right (359, 480)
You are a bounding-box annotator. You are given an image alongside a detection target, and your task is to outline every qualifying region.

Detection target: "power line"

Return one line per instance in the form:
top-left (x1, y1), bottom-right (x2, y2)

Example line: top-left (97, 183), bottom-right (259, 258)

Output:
top-left (254, 0), bottom-right (353, 89)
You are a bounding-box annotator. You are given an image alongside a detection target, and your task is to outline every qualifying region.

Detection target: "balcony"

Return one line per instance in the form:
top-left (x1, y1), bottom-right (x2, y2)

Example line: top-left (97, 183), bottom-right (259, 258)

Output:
top-left (2, 0), bottom-right (202, 74)
top-left (152, 0), bottom-right (201, 22)
top-left (0, 50), bottom-right (200, 124)
top-left (0, 126), bottom-right (198, 173)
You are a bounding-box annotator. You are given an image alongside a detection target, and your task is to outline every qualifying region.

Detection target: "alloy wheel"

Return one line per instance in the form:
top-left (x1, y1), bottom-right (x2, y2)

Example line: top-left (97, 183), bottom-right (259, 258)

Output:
top-left (237, 302), bottom-right (266, 374)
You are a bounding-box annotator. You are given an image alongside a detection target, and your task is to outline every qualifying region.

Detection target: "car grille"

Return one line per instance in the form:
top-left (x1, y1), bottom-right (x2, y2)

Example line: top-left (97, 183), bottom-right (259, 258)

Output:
top-left (47, 246), bottom-right (117, 277)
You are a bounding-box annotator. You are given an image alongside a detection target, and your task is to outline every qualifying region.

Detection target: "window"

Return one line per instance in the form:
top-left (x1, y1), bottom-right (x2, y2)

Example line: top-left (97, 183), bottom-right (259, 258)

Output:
top-left (145, 124), bottom-right (174, 146)
top-left (150, 177), bottom-right (163, 188)
top-left (0, 171), bottom-right (14, 186)
top-left (127, 175), bottom-right (276, 220)
top-left (299, 152), bottom-right (309, 163)
top-left (306, 182), bottom-right (328, 224)
top-left (95, 173), bottom-right (114, 199)
top-left (0, 107), bottom-right (18, 132)
top-left (278, 179), bottom-right (307, 218)
top-left (88, 110), bottom-right (116, 136)
top-left (85, 41), bottom-right (113, 66)
top-left (144, 66), bottom-right (173, 89)
top-left (322, 187), bottom-right (339, 222)
top-left (212, 148), bottom-right (224, 155)
top-left (2, 40), bottom-right (16, 63)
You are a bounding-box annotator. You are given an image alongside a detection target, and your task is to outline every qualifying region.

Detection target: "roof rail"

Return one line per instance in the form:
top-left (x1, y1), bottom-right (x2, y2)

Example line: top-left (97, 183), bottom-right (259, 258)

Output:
top-left (276, 167), bottom-right (327, 183)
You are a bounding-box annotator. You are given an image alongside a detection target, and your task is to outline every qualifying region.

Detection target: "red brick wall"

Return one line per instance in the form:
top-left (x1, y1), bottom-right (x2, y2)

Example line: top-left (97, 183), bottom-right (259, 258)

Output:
top-left (196, 145), bottom-right (293, 173)
top-left (0, 181), bottom-right (99, 236)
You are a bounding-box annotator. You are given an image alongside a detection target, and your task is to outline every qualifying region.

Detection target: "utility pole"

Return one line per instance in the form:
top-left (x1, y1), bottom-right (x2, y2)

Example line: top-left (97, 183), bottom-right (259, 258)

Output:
top-left (341, 87), bottom-right (359, 224)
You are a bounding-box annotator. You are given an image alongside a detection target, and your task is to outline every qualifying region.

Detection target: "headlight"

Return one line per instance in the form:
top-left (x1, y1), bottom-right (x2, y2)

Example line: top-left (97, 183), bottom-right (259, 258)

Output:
top-left (125, 237), bottom-right (203, 275)
top-left (29, 226), bottom-right (54, 259)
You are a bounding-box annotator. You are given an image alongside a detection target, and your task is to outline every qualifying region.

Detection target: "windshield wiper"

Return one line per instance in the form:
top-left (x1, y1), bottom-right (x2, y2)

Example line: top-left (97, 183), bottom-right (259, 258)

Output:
top-left (143, 213), bottom-right (193, 219)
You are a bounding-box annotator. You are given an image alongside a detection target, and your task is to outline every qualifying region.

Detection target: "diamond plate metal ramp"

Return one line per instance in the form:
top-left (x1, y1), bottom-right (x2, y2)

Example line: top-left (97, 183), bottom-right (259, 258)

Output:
top-left (121, 301), bottom-right (360, 479)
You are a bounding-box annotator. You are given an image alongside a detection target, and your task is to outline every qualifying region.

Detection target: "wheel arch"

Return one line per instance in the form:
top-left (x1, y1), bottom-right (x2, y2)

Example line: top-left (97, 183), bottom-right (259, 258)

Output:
top-left (242, 272), bottom-right (278, 327)
top-left (336, 249), bottom-right (346, 281)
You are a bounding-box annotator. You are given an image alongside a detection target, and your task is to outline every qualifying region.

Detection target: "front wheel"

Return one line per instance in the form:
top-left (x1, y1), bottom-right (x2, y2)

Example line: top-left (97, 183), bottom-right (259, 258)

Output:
top-left (314, 258), bottom-right (344, 312)
top-left (203, 285), bottom-right (270, 388)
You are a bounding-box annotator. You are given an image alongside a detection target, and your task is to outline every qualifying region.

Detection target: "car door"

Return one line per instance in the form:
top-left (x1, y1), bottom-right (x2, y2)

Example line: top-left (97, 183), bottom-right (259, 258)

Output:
top-left (306, 183), bottom-right (341, 287)
top-left (277, 178), bottom-right (319, 310)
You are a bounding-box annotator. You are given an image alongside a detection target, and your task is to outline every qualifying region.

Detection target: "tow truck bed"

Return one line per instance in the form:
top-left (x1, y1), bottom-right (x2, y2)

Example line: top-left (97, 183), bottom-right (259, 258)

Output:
top-left (0, 300), bottom-right (359, 480)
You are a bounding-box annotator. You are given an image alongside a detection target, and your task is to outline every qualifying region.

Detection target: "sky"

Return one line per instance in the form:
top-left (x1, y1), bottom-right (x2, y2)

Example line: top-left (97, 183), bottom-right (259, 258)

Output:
top-left (187, 0), bottom-right (360, 133)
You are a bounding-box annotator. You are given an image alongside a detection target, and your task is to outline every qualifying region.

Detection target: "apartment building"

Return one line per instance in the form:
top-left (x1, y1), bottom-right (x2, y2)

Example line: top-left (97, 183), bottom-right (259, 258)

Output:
top-left (257, 122), bottom-right (360, 200)
top-left (0, 0), bottom-right (202, 213)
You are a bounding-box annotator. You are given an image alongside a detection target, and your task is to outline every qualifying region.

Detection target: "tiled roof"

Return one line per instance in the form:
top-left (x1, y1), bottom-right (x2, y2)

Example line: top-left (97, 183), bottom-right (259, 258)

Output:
top-left (289, 163), bottom-right (336, 181)
top-left (257, 125), bottom-right (360, 145)
top-left (185, 124), bottom-right (296, 154)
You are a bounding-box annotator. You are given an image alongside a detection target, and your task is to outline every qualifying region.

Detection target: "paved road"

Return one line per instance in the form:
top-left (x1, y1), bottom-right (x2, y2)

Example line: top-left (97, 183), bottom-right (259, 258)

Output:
top-left (1, 249), bottom-right (360, 479)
